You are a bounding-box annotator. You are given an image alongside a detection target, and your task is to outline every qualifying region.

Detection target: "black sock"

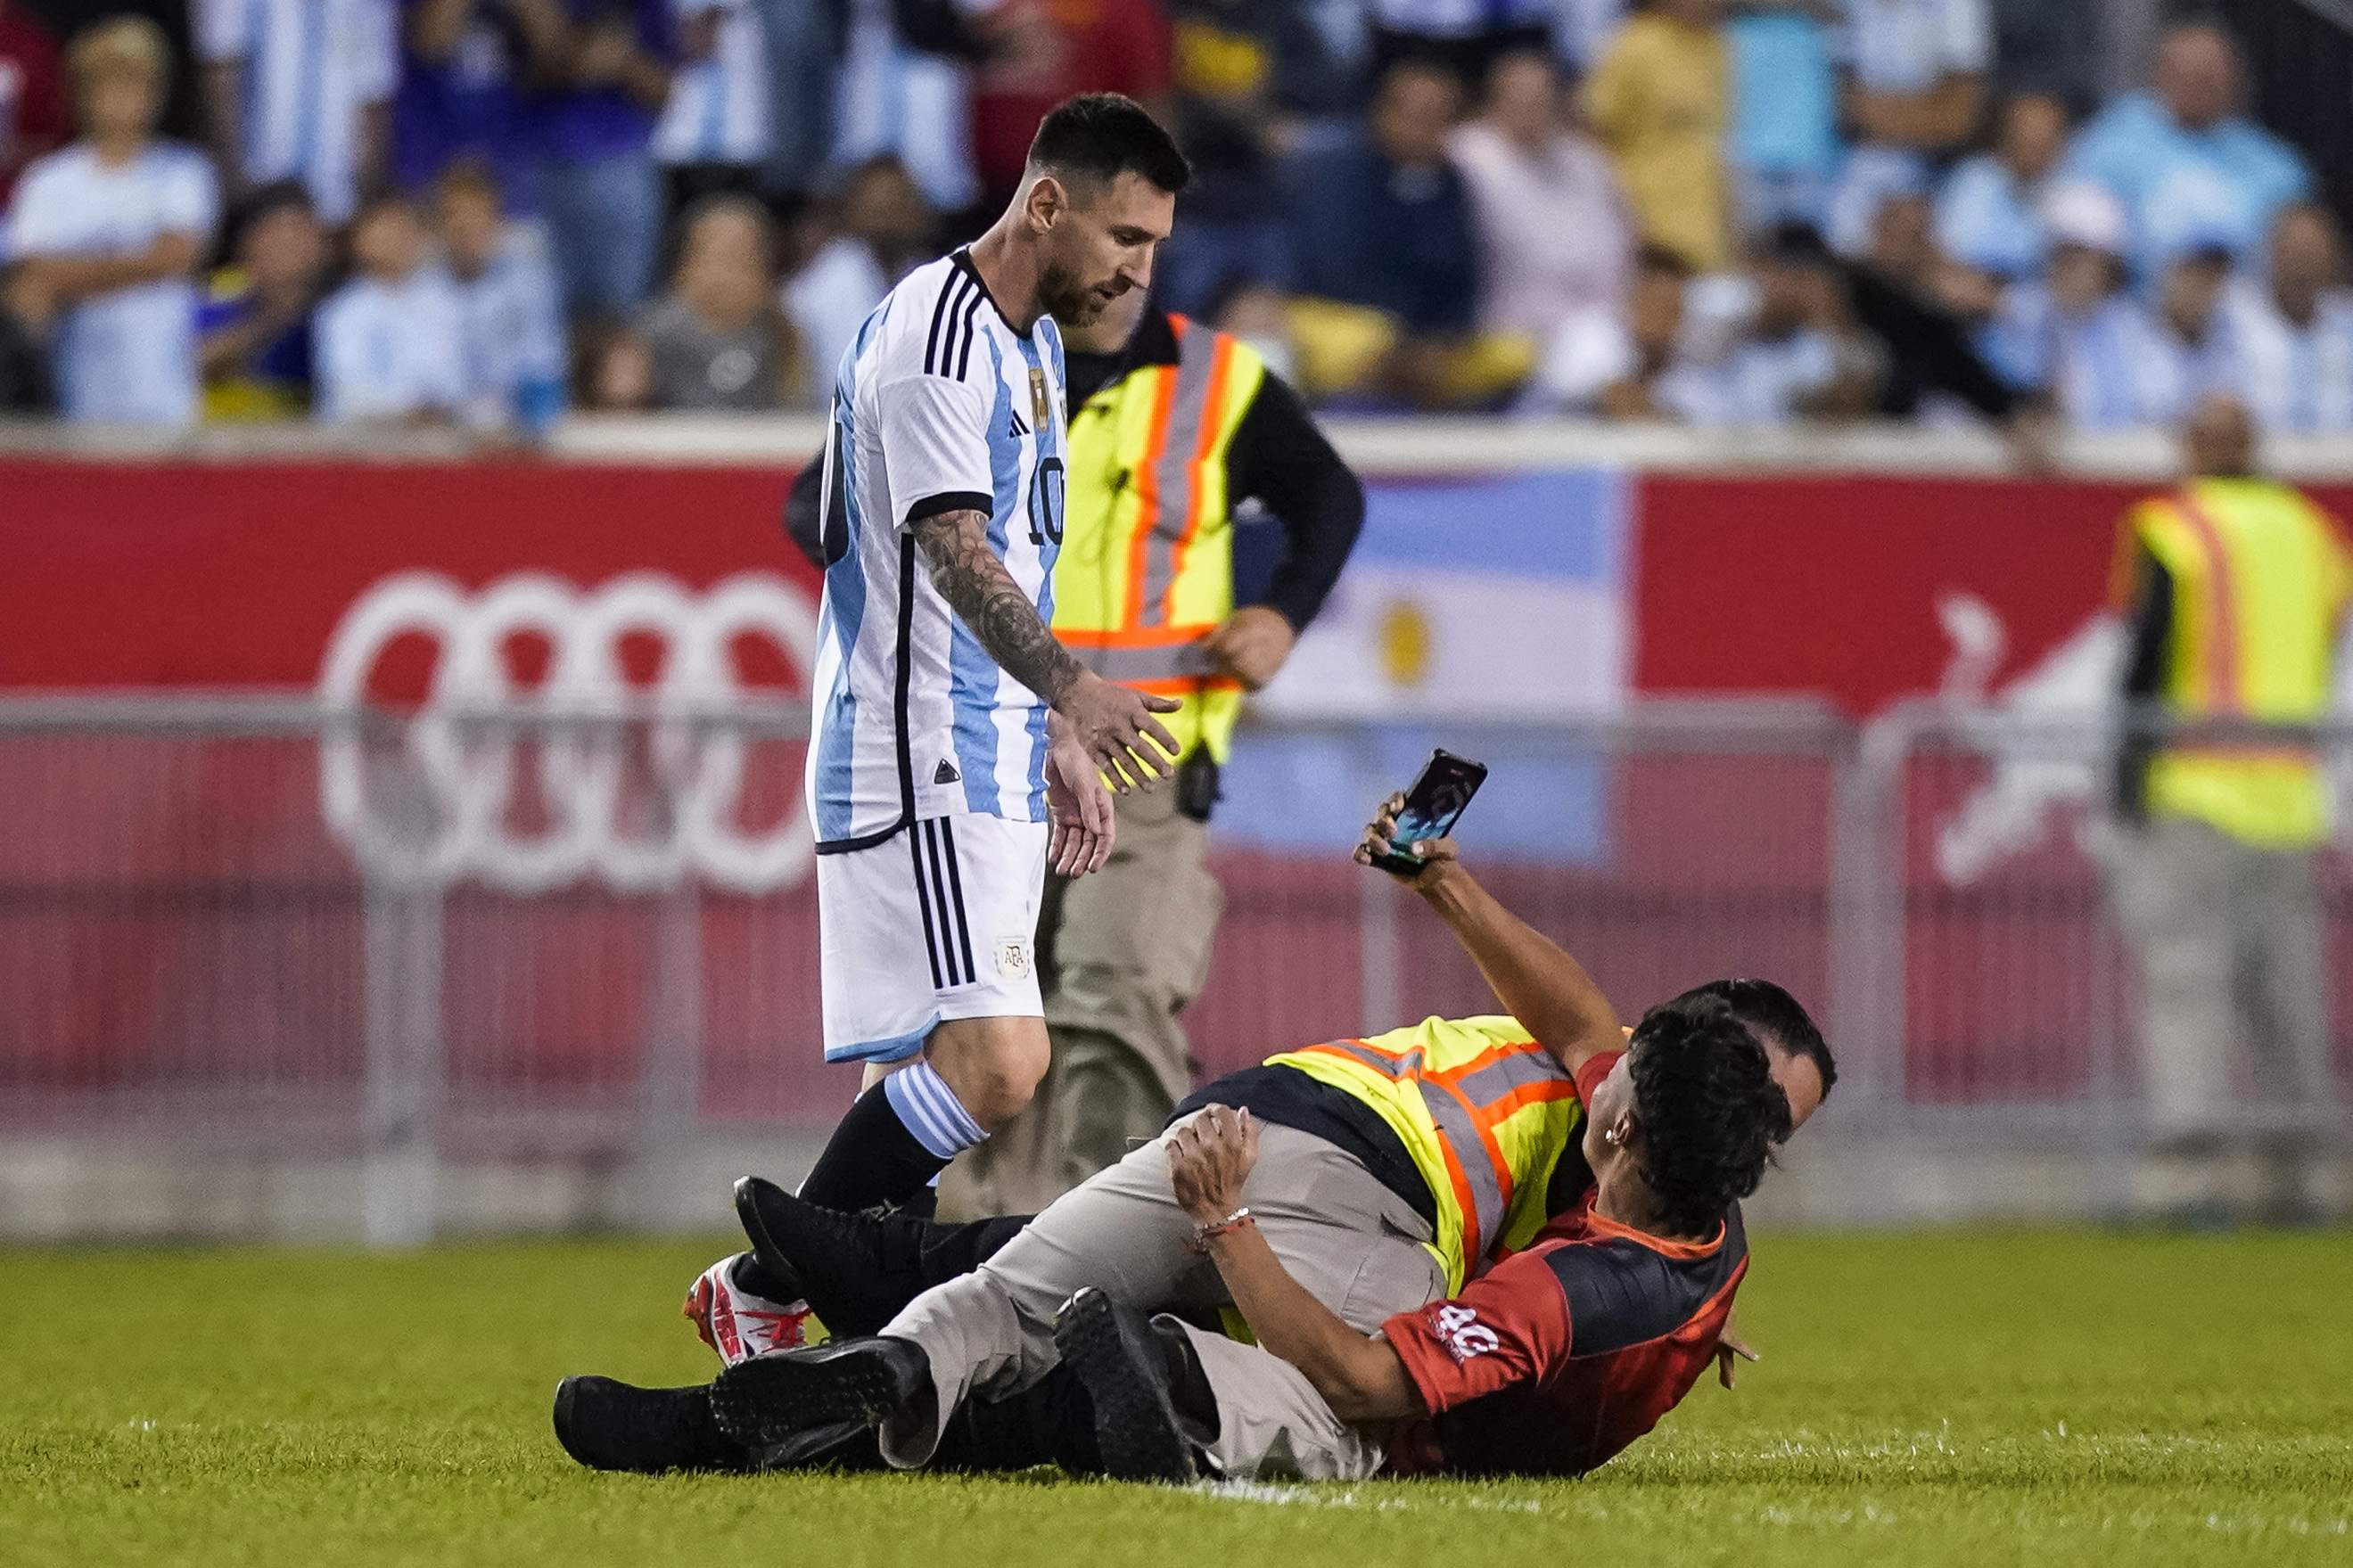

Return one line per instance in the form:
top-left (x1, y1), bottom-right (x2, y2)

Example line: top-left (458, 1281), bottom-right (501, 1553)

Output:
top-left (728, 1252), bottom-right (799, 1302)
top-left (797, 1085), bottom-right (952, 1212)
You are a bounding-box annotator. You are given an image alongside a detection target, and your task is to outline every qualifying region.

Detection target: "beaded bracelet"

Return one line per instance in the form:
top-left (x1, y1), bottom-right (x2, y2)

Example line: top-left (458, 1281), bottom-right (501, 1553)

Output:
top-left (1193, 1206), bottom-right (1255, 1243)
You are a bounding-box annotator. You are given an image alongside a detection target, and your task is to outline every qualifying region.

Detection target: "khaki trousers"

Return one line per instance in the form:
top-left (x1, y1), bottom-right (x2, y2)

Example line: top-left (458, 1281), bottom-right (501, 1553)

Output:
top-left (1172, 1321), bottom-right (1387, 1481)
top-left (940, 784), bottom-right (1223, 1219)
top-left (876, 1117), bottom-right (1444, 1469)
top-left (2110, 815), bottom-right (2336, 1137)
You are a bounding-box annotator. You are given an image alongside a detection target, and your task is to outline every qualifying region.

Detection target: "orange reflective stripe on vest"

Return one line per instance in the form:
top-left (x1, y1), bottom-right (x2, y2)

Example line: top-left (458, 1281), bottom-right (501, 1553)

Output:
top-left (1055, 313), bottom-right (1266, 761)
top-left (2165, 494), bottom-right (2246, 713)
top-left (1290, 1034), bottom-right (1582, 1266)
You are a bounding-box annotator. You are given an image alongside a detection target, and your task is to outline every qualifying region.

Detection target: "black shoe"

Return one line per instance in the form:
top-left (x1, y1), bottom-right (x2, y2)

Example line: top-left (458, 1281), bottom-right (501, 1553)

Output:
top-left (708, 1335), bottom-right (931, 1450)
top-left (1052, 1288), bottom-right (1198, 1483)
top-left (735, 1174), bottom-right (929, 1337)
top-left (552, 1375), bottom-right (748, 1474)
top-left (749, 1417), bottom-right (888, 1473)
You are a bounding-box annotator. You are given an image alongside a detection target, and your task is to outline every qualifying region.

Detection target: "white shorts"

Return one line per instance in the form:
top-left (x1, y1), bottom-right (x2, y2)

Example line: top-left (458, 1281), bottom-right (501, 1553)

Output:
top-left (818, 813), bottom-right (1049, 1064)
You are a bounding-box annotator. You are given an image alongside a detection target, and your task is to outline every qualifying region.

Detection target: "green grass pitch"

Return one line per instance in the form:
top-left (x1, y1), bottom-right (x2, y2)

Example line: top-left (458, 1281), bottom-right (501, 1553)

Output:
top-left (5, 1227), bottom-right (2350, 1566)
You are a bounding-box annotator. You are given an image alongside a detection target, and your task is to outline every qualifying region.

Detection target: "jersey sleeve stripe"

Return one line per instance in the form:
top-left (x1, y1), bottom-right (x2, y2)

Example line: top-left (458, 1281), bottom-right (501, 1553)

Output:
top-left (924, 272), bottom-right (971, 377)
top-left (952, 288), bottom-right (986, 382)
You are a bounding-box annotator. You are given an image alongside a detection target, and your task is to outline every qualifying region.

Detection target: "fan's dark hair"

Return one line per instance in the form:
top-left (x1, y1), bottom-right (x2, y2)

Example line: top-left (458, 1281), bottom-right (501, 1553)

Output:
top-left (1671, 978), bottom-right (1836, 1104)
top-left (1624, 995), bottom-right (1791, 1236)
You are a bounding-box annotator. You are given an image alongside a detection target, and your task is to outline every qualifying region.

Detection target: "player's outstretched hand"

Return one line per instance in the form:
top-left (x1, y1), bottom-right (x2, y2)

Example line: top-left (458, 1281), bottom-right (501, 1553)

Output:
top-left (1353, 792), bottom-right (1460, 888)
top-left (1713, 1308), bottom-right (1758, 1390)
top-left (1045, 722), bottom-right (1115, 876)
top-left (1057, 669), bottom-right (1182, 792)
top-left (1168, 1104), bottom-right (1262, 1226)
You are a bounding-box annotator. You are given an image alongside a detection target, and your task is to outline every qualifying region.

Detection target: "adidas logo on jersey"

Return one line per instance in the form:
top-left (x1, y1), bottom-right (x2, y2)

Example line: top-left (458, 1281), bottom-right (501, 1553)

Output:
top-left (934, 759), bottom-right (961, 784)
top-left (1007, 409), bottom-right (1030, 439)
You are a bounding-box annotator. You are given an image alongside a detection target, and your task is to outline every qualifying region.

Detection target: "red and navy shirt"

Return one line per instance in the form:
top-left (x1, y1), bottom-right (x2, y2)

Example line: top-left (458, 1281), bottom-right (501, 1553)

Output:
top-left (1378, 1188), bottom-right (1748, 1478)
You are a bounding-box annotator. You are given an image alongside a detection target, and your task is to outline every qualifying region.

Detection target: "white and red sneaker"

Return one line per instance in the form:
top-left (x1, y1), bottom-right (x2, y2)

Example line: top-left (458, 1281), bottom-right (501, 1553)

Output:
top-left (683, 1252), bottom-right (827, 1366)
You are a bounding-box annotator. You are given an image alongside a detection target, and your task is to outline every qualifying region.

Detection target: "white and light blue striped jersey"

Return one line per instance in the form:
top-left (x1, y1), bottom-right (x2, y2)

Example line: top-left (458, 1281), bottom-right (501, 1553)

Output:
top-left (314, 267), bottom-right (468, 422)
top-left (195, 0), bottom-right (398, 225)
top-left (806, 250), bottom-right (1069, 850)
top-left (651, 0), bottom-right (770, 165)
top-left (446, 231), bottom-right (568, 429)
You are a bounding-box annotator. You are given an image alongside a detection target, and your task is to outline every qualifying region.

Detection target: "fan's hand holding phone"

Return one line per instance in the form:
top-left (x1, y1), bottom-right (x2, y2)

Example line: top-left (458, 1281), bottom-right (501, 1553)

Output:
top-left (1362, 750), bottom-right (1488, 878)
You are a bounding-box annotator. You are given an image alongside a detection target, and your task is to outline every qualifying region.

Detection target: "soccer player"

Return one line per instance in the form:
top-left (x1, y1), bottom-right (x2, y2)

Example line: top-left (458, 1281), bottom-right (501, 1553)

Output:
top-left (687, 96), bottom-right (1196, 1350)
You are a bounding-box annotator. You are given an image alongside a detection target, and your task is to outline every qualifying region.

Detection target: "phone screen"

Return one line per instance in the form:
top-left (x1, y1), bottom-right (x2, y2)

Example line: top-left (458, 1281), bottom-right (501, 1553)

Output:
top-left (1390, 794), bottom-right (1468, 853)
top-left (1374, 751), bottom-right (1487, 873)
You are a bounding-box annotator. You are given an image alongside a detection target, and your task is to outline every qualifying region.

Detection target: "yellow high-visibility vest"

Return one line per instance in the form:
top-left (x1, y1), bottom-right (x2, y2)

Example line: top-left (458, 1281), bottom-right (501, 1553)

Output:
top-left (1265, 1015), bottom-right (1590, 1293)
top-left (1054, 314), bottom-right (1266, 763)
top-left (2127, 477), bottom-right (2353, 848)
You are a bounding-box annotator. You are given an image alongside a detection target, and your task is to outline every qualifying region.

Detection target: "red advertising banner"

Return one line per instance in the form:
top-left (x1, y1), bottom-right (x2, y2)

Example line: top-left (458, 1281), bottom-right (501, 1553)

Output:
top-left (1633, 472), bottom-right (2353, 713)
top-left (0, 460), bottom-right (813, 692)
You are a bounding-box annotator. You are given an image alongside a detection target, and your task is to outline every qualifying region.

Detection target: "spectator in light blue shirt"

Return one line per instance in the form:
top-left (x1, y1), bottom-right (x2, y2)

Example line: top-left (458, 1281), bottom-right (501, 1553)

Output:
top-left (1726, 4), bottom-right (1838, 233)
top-left (1825, 0), bottom-right (1991, 257)
top-left (433, 156), bottom-right (567, 433)
top-left (4, 17), bottom-right (218, 425)
top-left (1934, 90), bottom-right (2067, 285)
top-left (315, 193), bottom-right (468, 421)
top-left (2217, 202), bottom-right (2353, 435)
top-left (2061, 20), bottom-right (2309, 283)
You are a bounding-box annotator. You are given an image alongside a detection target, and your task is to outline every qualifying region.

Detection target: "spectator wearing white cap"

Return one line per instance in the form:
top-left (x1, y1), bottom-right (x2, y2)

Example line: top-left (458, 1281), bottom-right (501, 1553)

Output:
top-left (2061, 19), bottom-right (2308, 283)
top-left (2217, 202), bottom-right (2353, 435)
top-left (1824, 0), bottom-right (1991, 257)
top-left (1978, 179), bottom-right (2169, 429)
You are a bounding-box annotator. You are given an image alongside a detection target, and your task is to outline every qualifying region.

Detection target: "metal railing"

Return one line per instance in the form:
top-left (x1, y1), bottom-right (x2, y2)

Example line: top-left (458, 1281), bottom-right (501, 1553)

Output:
top-left (1, 694), bottom-right (2347, 1239)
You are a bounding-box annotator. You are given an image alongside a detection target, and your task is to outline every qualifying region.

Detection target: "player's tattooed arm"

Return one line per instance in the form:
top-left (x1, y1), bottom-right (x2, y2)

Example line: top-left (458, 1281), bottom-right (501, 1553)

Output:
top-left (909, 508), bottom-right (1083, 705)
top-left (908, 506), bottom-right (1182, 789)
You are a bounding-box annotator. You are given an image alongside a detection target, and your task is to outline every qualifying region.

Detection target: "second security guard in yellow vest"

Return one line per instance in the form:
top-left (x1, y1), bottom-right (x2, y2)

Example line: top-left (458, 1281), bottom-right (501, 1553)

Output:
top-left (2110, 395), bottom-right (2351, 1186)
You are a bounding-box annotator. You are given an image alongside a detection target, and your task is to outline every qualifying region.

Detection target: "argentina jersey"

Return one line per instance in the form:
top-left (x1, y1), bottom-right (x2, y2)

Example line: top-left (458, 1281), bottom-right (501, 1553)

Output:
top-left (807, 250), bottom-right (1069, 850)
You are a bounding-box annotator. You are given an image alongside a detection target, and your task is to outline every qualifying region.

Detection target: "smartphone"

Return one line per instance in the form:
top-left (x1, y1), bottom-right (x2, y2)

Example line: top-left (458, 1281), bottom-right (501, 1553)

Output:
top-left (1370, 750), bottom-right (1488, 875)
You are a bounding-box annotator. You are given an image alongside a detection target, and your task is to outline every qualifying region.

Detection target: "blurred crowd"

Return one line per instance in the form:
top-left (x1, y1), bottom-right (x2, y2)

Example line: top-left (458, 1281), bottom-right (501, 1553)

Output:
top-left (1, 0), bottom-right (2349, 437)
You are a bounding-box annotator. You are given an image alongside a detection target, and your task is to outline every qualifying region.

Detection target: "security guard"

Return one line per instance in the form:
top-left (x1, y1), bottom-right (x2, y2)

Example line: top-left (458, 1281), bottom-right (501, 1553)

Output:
top-left (789, 286), bottom-right (1364, 1216)
top-left (2110, 393), bottom-right (2352, 1217)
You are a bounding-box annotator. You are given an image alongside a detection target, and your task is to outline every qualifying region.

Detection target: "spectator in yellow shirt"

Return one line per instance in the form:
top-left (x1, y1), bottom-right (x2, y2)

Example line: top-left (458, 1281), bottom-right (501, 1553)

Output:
top-left (1584, 0), bottom-right (1732, 274)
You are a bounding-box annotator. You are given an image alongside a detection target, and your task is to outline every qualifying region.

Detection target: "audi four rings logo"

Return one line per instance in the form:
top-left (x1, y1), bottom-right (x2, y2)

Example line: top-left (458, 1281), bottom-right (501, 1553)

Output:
top-left (318, 571), bottom-right (819, 894)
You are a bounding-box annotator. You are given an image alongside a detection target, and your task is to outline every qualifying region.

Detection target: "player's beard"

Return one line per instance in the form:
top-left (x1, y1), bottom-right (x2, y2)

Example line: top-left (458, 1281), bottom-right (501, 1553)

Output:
top-left (1040, 259), bottom-right (1119, 329)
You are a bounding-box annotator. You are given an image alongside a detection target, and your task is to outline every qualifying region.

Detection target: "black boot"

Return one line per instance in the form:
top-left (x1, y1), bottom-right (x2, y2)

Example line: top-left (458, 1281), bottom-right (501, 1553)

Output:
top-left (552, 1376), bottom-right (748, 1474)
top-left (707, 1334), bottom-right (932, 1451)
top-left (1050, 1288), bottom-right (1202, 1483)
top-left (735, 1175), bottom-right (1032, 1337)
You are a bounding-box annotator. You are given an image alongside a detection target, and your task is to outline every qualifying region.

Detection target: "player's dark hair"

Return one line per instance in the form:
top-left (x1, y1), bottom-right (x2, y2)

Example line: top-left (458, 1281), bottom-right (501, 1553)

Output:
top-left (1026, 93), bottom-right (1191, 196)
top-left (1624, 995), bottom-right (1791, 1237)
top-left (1674, 978), bottom-right (1836, 1103)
